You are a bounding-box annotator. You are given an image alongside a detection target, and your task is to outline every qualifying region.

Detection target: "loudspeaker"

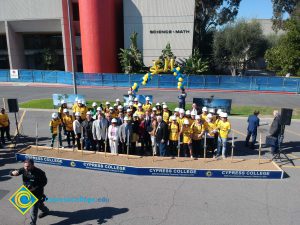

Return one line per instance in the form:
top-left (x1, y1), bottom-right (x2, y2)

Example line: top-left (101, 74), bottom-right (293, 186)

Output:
top-left (7, 99), bottom-right (19, 113)
top-left (280, 108), bottom-right (293, 125)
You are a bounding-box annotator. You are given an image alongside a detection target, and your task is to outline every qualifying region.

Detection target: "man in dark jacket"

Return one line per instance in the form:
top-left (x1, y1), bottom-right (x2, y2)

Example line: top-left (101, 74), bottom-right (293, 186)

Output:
top-left (269, 110), bottom-right (282, 155)
top-left (245, 110), bottom-right (260, 149)
top-left (178, 89), bottom-right (187, 110)
top-left (81, 111), bottom-right (95, 150)
top-left (10, 159), bottom-right (49, 225)
top-left (155, 116), bottom-right (169, 156)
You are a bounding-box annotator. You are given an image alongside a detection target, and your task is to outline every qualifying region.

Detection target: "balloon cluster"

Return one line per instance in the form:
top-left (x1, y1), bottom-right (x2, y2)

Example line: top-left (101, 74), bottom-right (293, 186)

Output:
top-left (173, 67), bottom-right (185, 90)
top-left (131, 82), bottom-right (139, 93)
top-left (150, 60), bottom-right (163, 74)
top-left (141, 72), bottom-right (153, 86)
top-left (163, 58), bottom-right (175, 72)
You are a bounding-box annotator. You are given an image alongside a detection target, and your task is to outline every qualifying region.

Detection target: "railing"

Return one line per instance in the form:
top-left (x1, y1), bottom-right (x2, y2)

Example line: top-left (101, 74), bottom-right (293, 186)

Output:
top-left (0, 69), bottom-right (299, 93)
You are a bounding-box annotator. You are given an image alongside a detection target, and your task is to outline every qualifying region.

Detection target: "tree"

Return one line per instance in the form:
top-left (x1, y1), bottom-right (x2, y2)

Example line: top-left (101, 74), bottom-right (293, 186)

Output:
top-left (42, 48), bottom-right (58, 70)
top-left (178, 49), bottom-right (209, 74)
top-left (272, 0), bottom-right (299, 31)
top-left (119, 32), bottom-right (144, 74)
top-left (193, 0), bottom-right (241, 57)
top-left (213, 21), bottom-right (268, 76)
top-left (265, 18), bottom-right (300, 75)
top-left (159, 43), bottom-right (175, 60)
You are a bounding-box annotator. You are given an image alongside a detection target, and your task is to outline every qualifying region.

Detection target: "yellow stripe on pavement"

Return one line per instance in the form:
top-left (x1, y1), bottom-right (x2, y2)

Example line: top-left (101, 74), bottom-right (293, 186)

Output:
top-left (281, 165), bottom-right (300, 169)
top-left (232, 129), bottom-right (247, 137)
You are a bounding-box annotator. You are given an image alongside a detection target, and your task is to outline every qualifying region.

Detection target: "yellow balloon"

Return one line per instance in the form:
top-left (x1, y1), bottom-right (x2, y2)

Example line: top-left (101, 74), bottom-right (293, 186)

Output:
top-left (170, 58), bottom-right (175, 71)
top-left (173, 72), bottom-right (177, 76)
top-left (133, 82), bottom-right (137, 87)
top-left (177, 86), bottom-right (181, 89)
top-left (145, 74), bottom-right (149, 79)
top-left (178, 77), bottom-right (183, 82)
top-left (178, 82), bottom-right (182, 86)
top-left (142, 81), bottom-right (146, 85)
top-left (176, 67), bottom-right (181, 71)
top-left (164, 58), bottom-right (169, 72)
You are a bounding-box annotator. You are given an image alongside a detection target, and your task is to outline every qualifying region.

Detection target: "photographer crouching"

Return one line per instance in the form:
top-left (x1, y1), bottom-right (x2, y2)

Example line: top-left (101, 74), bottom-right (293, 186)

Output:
top-left (10, 159), bottom-right (49, 225)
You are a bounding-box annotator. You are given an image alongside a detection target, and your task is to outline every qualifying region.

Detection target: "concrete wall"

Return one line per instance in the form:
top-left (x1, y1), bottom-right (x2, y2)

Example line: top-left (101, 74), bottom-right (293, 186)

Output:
top-left (124, 0), bottom-right (195, 66)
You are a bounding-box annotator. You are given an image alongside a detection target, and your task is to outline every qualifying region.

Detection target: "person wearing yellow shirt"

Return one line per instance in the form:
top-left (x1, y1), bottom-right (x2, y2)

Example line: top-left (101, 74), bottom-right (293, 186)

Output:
top-left (185, 110), bottom-right (194, 127)
top-left (0, 108), bottom-right (11, 144)
top-left (74, 100), bottom-right (88, 120)
top-left (205, 113), bottom-right (218, 157)
top-left (180, 119), bottom-right (194, 158)
top-left (133, 98), bottom-right (139, 109)
top-left (201, 107), bottom-right (208, 122)
top-left (62, 109), bottom-right (75, 148)
top-left (109, 107), bottom-right (118, 119)
top-left (136, 103), bottom-right (145, 117)
top-left (142, 97), bottom-right (152, 112)
top-left (214, 109), bottom-right (223, 152)
top-left (177, 108), bottom-right (186, 130)
top-left (155, 103), bottom-right (163, 116)
top-left (49, 113), bottom-right (63, 148)
top-left (162, 105), bottom-right (171, 124)
top-left (216, 112), bottom-right (231, 159)
top-left (191, 115), bottom-right (206, 158)
top-left (168, 116), bottom-right (180, 157)
top-left (104, 101), bottom-right (111, 114)
top-left (58, 100), bottom-right (68, 119)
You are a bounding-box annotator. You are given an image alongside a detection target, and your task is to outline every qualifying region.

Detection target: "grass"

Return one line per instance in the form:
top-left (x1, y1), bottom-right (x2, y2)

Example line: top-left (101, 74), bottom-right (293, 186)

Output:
top-left (19, 98), bottom-right (300, 119)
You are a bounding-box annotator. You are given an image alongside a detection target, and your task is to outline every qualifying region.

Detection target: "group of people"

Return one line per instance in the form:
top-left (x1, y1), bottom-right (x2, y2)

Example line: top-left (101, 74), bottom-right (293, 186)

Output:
top-left (49, 97), bottom-right (232, 159)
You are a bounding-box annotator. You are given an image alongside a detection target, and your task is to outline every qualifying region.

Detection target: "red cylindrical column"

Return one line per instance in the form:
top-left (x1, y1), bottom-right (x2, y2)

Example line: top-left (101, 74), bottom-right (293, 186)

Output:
top-left (78, 0), bottom-right (119, 73)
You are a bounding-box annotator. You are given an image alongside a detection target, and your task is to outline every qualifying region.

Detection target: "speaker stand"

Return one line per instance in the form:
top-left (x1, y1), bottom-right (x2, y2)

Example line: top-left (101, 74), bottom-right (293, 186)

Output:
top-left (272, 125), bottom-right (295, 166)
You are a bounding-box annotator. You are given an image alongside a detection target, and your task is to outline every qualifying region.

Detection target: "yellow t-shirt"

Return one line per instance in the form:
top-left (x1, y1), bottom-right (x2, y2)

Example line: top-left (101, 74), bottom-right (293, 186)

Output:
top-left (182, 126), bottom-right (192, 144)
top-left (142, 104), bottom-right (152, 111)
top-left (206, 122), bottom-right (217, 137)
top-left (74, 106), bottom-right (88, 120)
top-left (49, 119), bottom-right (62, 134)
top-left (0, 113), bottom-right (9, 127)
top-left (218, 121), bottom-right (231, 138)
top-left (163, 111), bottom-right (171, 123)
top-left (72, 103), bottom-right (79, 113)
top-left (177, 117), bottom-right (186, 129)
top-left (201, 113), bottom-right (208, 122)
top-left (62, 115), bottom-right (74, 131)
top-left (192, 122), bottom-right (206, 140)
top-left (111, 111), bottom-right (118, 119)
top-left (136, 110), bottom-right (145, 116)
top-left (169, 123), bottom-right (179, 141)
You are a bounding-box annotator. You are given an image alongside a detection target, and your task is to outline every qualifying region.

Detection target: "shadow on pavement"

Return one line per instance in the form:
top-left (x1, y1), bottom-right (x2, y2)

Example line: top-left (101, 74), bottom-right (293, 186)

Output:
top-left (49, 207), bottom-right (129, 225)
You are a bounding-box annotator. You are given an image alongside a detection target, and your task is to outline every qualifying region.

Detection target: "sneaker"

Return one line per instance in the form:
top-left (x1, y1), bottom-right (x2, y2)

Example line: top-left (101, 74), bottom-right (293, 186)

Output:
top-left (190, 155), bottom-right (194, 159)
top-left (59, 146), bottom-right (64, 149)
top-left (50, 144), bottom-right (53, 149)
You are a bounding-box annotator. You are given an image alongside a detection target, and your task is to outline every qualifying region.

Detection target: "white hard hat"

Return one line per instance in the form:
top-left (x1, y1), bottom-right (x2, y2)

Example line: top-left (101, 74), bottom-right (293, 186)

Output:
top-left (86, 111), bottom-right (92, 115)
top-left (209, 108), bottom-right (215, 113)
top-left (156, 103), bottom-right (160, 106)
top-left (92, 102), bottom-right (97, 107)
top-left (195, 115), bottom-right (201, 120)
top-left (185, 110), bottom-right (191, 115)
top-left (97, 107), bottom-right (102, 111)
top-left (207, 113), bottom-right (213, 119)
top-left (52, 112), bottom-right (58, 119)
top-left (191, 111), bottom-right (196, 116)
top-left (134, 98), bottom-right (138, 101)
top-left (63, 108), bottom-right (68, 113)
top-left (184, 119), bottom-right (189, 125)
top-left (118, 105), bottom-right (123, 109)
top-left (116, 98), bottom-right (120, 102)
top-left (75, 97), bottom-right (79, 102)
top-left (111, 118), bottom-right (117, 123)
top-left (162, 102), bottom-right (166, 105)
top-left (75, 112), bottom-right (80, 117)
top-left (202, 107), bottom-right (208, 112)
top-left (124, 116), bottom-right (129, 121)
top-left (174, 108), bottom-right (179, 112)
top-left (133, 113), bottom-right (138, 117)
top-left (138, 103), bottom-right (142, 107)
top-left (152, 107), bottom-right (157, 111)
top-left (128, 91), bottom-right (131, 94)
top-left (113, 103), bottom-right (117, 107)
top-left (109, 107), bottom-right (114, 110)
top-left (163, 104), bottom-right (168, 109)
top-left (82, 100), bottom-right (86, 105)
top-left (127, 109), bottom-right (132, 112)
top-left (129, 102), bottom-right (133, 106)
top-left (221, 112), bottom-right (228, 118)
top-left (217, 109), bottom-right (222, 115)
top-left (145, 96), bottom-right (150, 100)
top-left (77, 100), bottom-right (82, 104)
top-left (171, 116), bottom-right (177, 120)
top-left (179, 108), bottom-right (185, 114)
top-left (61, 100), bottom-right (66, 104)
top-left (106, 101), bottom-right (110, 105)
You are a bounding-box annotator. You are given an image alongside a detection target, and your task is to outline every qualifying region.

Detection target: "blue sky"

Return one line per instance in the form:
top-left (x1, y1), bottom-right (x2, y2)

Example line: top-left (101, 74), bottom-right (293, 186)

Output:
top-left (237, 0), bottom-right (273, 19)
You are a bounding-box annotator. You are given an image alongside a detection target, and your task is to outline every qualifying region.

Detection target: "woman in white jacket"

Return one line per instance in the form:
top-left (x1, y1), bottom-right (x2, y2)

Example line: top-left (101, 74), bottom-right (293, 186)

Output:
top-left (108, 118), bottom-right (119, 155)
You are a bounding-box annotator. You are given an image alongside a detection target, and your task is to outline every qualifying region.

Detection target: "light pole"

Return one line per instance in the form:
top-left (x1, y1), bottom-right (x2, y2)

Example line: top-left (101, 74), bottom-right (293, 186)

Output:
top-left (67, 0), bottom-right (77, 94)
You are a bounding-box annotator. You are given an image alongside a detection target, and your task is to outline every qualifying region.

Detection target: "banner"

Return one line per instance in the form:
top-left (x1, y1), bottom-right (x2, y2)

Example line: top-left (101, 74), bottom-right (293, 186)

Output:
top-left (52, 94), bottom-right (85, 108)
top-left (193, 98), bottom-right (232, 114)
top-left (123, 95), bottom-right (153, 104)
top-left (16, 153), bottom-right (283, 179)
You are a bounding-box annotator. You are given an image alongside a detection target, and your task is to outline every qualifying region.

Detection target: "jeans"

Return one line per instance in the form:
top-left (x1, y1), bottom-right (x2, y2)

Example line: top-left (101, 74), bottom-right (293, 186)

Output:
top-left (271, 136), bottom-right (280, 155)
top-left (51, 133), bottom-right (62, 147)
top-left (65, 130), bottom-right (75, 146)
top-left (217, 137), bottom-right (228, 157)
top-left (1, 126), bottom-right (11, 144)
top-left (30, 199), bottom-right (49, 225)
top-left (158, 141), bottom-right (167, 157)
top-left (84, 138), bottom-right (95, 150)
top-left (245, 131), bottom-right (257, 148)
